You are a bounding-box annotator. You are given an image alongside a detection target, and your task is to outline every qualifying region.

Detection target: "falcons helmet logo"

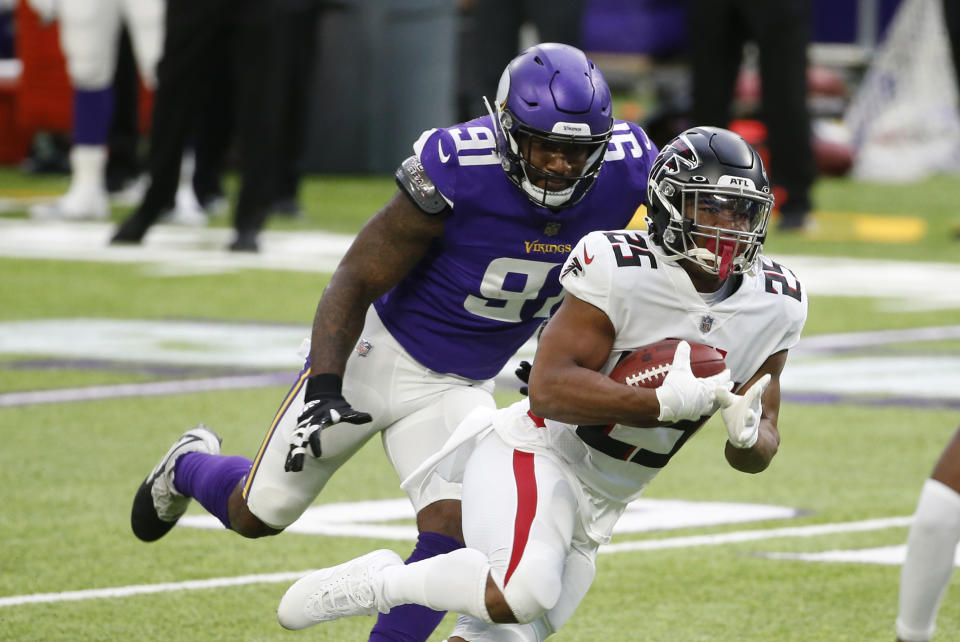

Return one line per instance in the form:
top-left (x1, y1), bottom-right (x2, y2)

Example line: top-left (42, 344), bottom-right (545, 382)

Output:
top-left (660, 134), bottom-right (701, 176)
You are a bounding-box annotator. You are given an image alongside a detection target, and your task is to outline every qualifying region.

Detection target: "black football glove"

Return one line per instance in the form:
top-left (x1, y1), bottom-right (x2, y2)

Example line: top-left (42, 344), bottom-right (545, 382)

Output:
top-left (284, 373), bottom-right (372, 472)
top-left (515, 360), bottom-right (532, 396)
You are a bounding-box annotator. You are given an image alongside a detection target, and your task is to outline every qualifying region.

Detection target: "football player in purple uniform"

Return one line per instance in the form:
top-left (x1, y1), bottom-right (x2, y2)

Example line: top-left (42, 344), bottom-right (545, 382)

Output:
top-left (896, 424), bottom-right (960, 642)
top-left (130, 42), bottom-right (657, 640)
top-left (276, 127), bottom-right (808, 640)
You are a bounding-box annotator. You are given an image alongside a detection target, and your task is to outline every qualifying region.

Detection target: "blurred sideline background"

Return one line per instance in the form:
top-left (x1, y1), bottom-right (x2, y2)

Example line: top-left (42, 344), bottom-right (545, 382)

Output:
top-left (0, 0), bottom-right (955, 181)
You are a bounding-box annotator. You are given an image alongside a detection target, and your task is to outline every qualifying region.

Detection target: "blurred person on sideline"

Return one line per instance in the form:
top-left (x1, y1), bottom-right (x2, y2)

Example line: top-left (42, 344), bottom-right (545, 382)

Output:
top-left (276, 127), bottom-right (808, 640)
top-left (26, 0), bottom-right (164, 220)
top-left (110, 0), bottom-right (313, 251)
top-left (128, 43), bottom-right (658, 642)
top-left (457, 0), bottom-right (586, 121)
top-left (266, 0), bottom-right (321, 219)
top-left (104, 27), bottom-right (147, 200)
top-left (896, 424), bottom-right (960, 642)
top-left (689, 0), bottom-right (815, 232)
top-left (0, 1), bottom-right (14, 57)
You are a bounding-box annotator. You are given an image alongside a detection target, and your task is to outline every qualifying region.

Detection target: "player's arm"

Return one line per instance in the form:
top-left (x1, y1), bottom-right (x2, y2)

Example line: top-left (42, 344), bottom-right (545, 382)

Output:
top-left (307, 190), bottom-right (445, 376)
top-left (527, 293), bottom-right (664, 426)
top-left (285, 164), bottom-right (448, 471)
top-left (720, 349), bottom-right (788, 474)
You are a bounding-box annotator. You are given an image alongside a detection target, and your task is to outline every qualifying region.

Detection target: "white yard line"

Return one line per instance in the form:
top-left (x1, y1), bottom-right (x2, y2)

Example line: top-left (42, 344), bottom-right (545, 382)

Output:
top-left (0, 572), bottom-right (309, 607)
top-left (0, 515), bottom-right (911, 608)
top-left (601, 515), bottom-right (912, 553)
top-left (0, 372), bottom-right (293, 408)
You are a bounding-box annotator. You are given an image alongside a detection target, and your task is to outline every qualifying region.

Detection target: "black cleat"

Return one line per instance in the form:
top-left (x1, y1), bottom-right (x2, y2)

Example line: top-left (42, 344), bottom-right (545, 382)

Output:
top-left (131, 425), bottom-right (222, 542)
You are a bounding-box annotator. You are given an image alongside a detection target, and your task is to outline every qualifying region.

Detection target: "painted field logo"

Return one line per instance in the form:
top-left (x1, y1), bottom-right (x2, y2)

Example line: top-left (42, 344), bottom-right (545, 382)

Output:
top-left (179, 497), bottom-right (800, 540)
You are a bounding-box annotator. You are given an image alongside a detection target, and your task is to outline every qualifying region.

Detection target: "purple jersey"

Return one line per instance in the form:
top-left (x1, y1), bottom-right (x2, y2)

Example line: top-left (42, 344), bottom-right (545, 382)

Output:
top-left (374, 115), bottom-right (658, 380)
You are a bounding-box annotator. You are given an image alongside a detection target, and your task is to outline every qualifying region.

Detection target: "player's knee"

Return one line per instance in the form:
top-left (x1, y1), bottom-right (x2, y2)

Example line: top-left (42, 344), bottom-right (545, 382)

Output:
top-left (500, 557), bottom-right (563, 624)
top-left (416, 499), bottom-right (464, 543)
top-left (231, 512), bottom-right (281, 538)
top-left (228, 489), bottom-right (282, 539)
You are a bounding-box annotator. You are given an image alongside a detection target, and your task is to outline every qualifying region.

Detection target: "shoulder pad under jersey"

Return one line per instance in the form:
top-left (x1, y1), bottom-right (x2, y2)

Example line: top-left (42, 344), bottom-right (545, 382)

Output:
top-left (395, 155), bottom-right (451, 216)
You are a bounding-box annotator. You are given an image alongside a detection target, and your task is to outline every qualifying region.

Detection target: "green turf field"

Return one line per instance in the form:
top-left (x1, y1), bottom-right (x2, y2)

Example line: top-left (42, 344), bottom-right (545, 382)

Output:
top-left (1, 168), bottom-right (959, 641)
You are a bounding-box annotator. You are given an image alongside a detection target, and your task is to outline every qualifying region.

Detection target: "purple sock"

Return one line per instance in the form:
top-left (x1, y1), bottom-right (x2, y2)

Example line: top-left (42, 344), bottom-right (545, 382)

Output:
top-left (369, 532), bottom-right (464, 642)
top-left (73, 87), bottom-right (114, 145)
top-left (173, 453), bottom-right (251, 529)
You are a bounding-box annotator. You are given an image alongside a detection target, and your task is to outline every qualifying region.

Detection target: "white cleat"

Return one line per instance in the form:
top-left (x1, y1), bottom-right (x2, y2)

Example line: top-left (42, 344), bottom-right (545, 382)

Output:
top-left (160, 183), bottom-right (208, 226)
top-left (278, 549), bottom-right (404, 630)
top-left (30, 189), bottom-right (109, 220)
top-left (130, 425), bottom-right (222, 542)
top-left (109, 175), bottom-right (149, 207)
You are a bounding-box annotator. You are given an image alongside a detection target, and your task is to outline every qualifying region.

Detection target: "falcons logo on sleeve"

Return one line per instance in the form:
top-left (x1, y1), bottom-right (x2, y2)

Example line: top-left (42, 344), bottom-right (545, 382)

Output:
top-left (562, 255), bottom-right (585, 278)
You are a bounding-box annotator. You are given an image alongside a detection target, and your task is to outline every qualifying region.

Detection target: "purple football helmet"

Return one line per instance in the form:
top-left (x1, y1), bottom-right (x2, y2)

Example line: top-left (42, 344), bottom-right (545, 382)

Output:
top-left (484, 43), bottom-right (614, 209)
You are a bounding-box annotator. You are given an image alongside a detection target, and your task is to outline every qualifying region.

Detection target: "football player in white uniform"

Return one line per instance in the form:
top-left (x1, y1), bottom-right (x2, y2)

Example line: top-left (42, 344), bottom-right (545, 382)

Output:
top-left (277, 126), bottom-right (808, 640)
top-left (27, 0), bottom-right (163, 220)
top-left (896, 424), bottom-right (960, 642)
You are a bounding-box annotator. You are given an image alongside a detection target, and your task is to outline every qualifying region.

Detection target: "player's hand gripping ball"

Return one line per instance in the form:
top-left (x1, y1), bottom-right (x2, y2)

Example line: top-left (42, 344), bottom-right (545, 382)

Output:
top-left (610, 339), bottom-right (730, 425)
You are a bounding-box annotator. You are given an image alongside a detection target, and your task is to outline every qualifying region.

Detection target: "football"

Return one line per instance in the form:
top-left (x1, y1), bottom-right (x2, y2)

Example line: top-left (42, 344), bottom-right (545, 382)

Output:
top-left (609, 339), bottom-right (726, 389)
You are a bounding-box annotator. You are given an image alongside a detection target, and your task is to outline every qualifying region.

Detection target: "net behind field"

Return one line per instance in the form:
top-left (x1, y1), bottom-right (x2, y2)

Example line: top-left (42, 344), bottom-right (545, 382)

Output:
top-left (844, 0), bottom-right (960, 181)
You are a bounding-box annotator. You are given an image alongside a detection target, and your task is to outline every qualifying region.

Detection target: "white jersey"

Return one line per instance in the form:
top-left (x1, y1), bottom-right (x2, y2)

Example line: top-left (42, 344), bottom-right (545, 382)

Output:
top-left (498, 229), bottom-right (808, 507)
top-left (399, 228), bottom-right (807, 640)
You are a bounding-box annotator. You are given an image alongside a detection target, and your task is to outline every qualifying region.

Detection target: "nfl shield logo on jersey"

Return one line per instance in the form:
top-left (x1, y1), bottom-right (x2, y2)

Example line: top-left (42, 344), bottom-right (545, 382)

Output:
top-left (544, 222), bottom-right (562, 236)
top-left (356, 340), bottom-right (373, 357)
top-left (699, 315), bottom-right (714, 333)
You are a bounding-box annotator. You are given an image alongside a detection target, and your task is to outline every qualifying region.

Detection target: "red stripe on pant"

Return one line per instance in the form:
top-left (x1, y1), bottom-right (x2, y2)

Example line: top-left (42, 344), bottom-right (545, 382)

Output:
top-left (504, 450), bottom-right (537, 586)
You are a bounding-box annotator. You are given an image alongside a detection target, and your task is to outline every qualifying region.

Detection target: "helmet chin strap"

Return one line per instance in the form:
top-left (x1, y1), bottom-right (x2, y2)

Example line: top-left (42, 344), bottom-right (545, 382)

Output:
top-left (520, 178), bottom-right (575, 207)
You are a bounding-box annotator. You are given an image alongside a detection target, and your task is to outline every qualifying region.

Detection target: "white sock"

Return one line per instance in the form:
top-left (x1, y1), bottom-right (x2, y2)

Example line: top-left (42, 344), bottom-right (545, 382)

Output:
top-left (380, 547), bottom-right (494, 624)
top-left (68, 145), bottom-right (108, 195)
top-left (896, 478), bottom-right (960, 641)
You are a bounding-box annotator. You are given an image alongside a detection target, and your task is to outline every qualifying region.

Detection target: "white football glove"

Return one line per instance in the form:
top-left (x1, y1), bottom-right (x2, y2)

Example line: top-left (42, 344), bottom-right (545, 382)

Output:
top-left (656, 340), bottom-right (733, 423)
top-left (716, 374), bottom-right (771, 449)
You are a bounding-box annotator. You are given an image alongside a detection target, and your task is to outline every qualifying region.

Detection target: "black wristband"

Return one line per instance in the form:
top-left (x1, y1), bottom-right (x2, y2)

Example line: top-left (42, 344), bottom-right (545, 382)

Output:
top-left (304, 373), bottom-right (343, 401)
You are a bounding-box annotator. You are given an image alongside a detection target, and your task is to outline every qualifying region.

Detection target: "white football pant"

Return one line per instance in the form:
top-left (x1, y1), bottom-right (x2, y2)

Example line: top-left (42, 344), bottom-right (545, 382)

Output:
top-left (449, 431), bottom-right (599, 640)
top-left (58, 0), bottom-right (164, 90)
top-left (243, 307), bottom-right (497, 529)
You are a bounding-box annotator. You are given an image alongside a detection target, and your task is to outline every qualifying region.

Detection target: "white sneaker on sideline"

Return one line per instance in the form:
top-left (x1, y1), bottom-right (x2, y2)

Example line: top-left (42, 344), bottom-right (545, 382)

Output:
top-left (109, 175), bottom-right (149, 207)
top-left (201, 195), bottom-right (229, 218)
top-left (160, 183), bottom-right (208, 226)
top-left (30, 188), bottom-right (109, 220)
top-left (278, 549), bottom-right (404, 630)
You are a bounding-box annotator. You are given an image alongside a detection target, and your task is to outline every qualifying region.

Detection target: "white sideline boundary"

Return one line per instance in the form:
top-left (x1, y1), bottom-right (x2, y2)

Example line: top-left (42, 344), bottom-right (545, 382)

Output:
top-left (0, 515), bottom-right (911, 608)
